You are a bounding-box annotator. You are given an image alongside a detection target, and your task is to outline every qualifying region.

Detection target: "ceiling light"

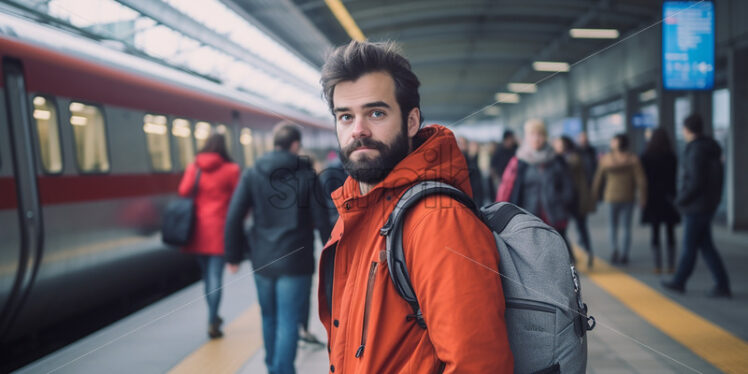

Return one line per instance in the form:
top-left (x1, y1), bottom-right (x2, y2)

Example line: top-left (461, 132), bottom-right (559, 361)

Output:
top-left (639, 89), bottom-right (657, 102)
top-left (532, 61), bottom-right (570, 72)
top-left (569, 28), bottom-right (620, 39)
top-left (508, 83), bottom-right (537, 93)
top-left (495, 93), bottom-right (520, 104)
top-left (485, 106), bottom-right (501, 116)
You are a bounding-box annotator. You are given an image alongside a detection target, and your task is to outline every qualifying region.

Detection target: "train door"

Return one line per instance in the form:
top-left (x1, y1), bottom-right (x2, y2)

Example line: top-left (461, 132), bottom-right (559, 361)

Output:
top-left (0, 58), bottom-right (44, 340)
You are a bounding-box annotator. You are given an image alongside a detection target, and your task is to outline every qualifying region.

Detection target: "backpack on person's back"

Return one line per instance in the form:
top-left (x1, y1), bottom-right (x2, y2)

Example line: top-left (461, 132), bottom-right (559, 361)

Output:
top-left (381, 181), bottom-right (595, 373)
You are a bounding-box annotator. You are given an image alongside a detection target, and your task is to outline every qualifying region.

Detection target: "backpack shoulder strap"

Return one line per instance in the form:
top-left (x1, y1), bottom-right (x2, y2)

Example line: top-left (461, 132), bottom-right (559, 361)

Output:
top-left (380, 181), bottom-right (478, 329)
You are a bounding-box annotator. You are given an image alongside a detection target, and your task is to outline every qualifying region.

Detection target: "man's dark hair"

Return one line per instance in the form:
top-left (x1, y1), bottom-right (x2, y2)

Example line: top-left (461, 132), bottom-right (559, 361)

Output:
top-left (273, 122), bottom-right (302, 151)
top-left (200, 133), bottom-right (232, 162)
top-left (613, 133), bottom-right (629, 151)
top-left (684, 113), bottom-right (704, 135)
top-left (502, 130), bottom-right (515, 141)
top-left (645, 128), bottom-right (674, 155)
top-left (320, 40), bottom-right (423, 126)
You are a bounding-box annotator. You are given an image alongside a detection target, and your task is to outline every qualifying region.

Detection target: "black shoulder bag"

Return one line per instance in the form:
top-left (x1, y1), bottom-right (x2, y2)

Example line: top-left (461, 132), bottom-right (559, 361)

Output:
top-left (162, 167), bottom-right (201, 246)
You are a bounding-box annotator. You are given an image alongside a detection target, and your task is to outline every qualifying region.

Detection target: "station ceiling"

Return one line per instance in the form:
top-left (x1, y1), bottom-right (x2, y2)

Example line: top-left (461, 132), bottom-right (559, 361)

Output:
top-left (228, 0), bottom-right (662, 124)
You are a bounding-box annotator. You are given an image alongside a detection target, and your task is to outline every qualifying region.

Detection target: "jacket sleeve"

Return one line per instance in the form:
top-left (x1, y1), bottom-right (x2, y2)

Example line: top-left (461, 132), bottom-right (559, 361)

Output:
top-left (224, 169), bottom-right (253, 264)
top-left (177, 163), bottom-right (197, 197)
top-left (676, 146), bottom-right (704, 207)
top-left (557, 158), bottom-right (576, 209)
top-left (633, 158), bottom-right (648, 207)
top-left (496, 157), bottom-right (518, 202)
top-left (591, 163), bottom-right (604, 202)
top-left (310, 172), bottom-right (333, 244)
top-left (404, 197), bottom-right (514, 373)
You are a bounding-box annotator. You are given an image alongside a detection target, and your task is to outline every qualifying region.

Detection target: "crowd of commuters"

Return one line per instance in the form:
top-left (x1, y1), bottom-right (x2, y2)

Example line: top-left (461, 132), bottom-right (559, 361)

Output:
top-left (173, 40), bottom-right (732, 374)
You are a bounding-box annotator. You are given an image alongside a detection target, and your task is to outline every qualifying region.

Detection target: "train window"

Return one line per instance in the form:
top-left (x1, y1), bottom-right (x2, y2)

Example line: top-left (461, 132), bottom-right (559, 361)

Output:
top-left (216, 124), bottom-right (233, 154)
top-left (32, 96), bottom-right (63, 173)
top-left (69, 101), bottom-right (109, 172)
top-left (172, 118), bottom-right (195, 169)
top-left (194, 121), bottom-right (213, 151)
top-left (143, 114), bottom-right (172, 171)
top-left (240, 128), bottom-right (255, 167)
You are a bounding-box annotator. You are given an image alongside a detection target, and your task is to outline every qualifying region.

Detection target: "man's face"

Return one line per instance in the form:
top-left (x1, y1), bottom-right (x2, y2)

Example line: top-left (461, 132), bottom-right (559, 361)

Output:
top-left (333, 71), bottom-right (419, 185)
top-left (682, 126), bottom-right (695, 142)
top-left (577, 132), bottom-right (588, 147)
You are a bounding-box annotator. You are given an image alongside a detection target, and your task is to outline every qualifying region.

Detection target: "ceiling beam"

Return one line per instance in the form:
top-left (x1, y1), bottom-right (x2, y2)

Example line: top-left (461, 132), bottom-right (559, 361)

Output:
top-left (117, 0), bottom-right (318, 92)
top-left (220, 0), bottom-right (332, 67)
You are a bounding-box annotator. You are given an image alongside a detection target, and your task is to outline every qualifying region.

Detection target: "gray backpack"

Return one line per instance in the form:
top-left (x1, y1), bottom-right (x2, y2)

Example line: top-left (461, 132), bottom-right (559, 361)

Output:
top-left (380, 181), bottom-right (595, 374)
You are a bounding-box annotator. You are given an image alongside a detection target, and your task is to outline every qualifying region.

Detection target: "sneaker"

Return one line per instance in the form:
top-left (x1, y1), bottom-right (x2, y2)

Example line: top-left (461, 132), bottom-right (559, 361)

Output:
top-left (707, 287), bottom-right (732, 299)
top-left (661, 280), bottom-right (685, 293)
top-left (208, 317), bottom-right (224, 339)
top-left (299, 329), bottom-right (325, 346)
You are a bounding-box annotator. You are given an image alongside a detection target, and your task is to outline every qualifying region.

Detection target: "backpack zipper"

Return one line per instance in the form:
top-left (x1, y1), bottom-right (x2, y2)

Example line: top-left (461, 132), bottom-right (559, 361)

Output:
top-left (356, 261), bottom-right (378, 358)
top-left (505, 298), bottom-right (555, 313)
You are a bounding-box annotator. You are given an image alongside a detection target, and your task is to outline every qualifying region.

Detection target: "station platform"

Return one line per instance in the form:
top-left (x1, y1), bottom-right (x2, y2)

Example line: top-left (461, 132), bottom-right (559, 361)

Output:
top-left (17, 210), bottom-right (748, 374)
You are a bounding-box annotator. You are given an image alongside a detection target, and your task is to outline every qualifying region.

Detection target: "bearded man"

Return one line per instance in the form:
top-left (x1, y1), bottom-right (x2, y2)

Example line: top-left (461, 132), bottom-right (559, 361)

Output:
top-left (317, 40), bottom-right (513, 374)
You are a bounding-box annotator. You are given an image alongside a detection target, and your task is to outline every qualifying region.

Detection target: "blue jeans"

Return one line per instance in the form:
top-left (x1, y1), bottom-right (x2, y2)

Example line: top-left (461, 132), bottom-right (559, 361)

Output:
top-left (195, 255), bottom-right (225, 324)
top-left (254, 274), bottom-right (312, 374)
top-left (608, 202), bottom-right (634, 257)
top-left (672, 213), bottom-right (730, 290)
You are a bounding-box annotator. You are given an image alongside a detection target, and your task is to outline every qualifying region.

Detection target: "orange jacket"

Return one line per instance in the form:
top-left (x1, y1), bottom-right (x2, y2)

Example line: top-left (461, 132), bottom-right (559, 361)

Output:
top-left (319, 125), bottom-right (513, 373)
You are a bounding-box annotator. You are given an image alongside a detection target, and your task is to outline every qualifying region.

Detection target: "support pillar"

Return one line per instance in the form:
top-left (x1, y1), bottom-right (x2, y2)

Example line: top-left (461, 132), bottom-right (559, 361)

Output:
top-left (727, 47), bottom-right (748, 231)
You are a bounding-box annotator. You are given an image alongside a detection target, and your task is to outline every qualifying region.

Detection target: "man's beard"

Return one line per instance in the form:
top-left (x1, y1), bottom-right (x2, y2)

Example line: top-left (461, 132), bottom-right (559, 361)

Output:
top-left (339, 127), bottom-right (410, 185)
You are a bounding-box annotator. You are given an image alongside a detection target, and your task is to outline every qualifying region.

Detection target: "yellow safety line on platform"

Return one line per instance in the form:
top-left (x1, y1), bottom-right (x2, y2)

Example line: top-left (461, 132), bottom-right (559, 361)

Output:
top-left (574, 246), bottom-right (748, 374)
top-left (168, 304), bottom-right (262, 374)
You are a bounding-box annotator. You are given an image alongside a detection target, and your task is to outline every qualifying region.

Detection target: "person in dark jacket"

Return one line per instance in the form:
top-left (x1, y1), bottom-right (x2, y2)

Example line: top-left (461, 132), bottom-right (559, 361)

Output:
top-left (641, 128), bottom-right (680, 273)
top-left (178, 133), bottom-right (240, 339)
top-left (458, 137), bottom-right (486, 205)
top-left (554, 136), bottom-right (596, 267)
top-left (663, 114), bottom-right (731, 298)
top-left (576, 132), bottom-right (597, 186)
top-left (224, 123), bottom-right (332, 374)
top-left (497, 119), bottom-right (576, 261)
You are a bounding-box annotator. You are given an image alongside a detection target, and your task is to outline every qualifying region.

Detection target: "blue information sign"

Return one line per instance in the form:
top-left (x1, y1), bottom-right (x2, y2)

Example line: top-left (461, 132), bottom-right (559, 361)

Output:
top-left (662, 1), bottom-right (714, 90)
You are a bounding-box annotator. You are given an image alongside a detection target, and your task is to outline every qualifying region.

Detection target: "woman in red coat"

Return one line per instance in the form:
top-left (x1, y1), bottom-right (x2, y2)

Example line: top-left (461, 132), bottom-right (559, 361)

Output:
top-left (178, 133), bottom-right (240, 338)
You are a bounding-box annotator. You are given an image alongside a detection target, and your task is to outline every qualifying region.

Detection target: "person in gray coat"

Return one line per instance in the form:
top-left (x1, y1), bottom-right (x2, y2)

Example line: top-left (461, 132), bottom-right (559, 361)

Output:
top-left (224, 123), bottom-right (332, 374)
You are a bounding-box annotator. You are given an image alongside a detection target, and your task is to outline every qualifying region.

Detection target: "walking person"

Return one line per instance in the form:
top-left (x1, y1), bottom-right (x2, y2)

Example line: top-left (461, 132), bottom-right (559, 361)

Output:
top-left (490, 130), bottom-right (518, 195)
top-left (576, 132), bottom-right (597, 187)
top-left (554, 136), bottom-right (596, 267)
top-left (663, 114), bottom-right (731, 298)
top-left (592, 134), bottom-right (647, 265)
top-left (177, 133), bottom-right (240, 339)
top-left (458, 137), bottom-right (487, 206)
top-left (640, 128), bottom-right (680, 274)
top-left (317, 40), bottom-right (513, 373)
top-left (497, 119), bottom-right (576, 261)
top-left (224, 123), bottom-right (332, 374)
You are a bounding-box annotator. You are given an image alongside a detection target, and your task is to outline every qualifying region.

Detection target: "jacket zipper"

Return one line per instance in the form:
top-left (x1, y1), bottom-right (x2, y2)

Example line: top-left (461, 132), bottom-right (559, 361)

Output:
top-left (356, 261), bottom-right (378, 358)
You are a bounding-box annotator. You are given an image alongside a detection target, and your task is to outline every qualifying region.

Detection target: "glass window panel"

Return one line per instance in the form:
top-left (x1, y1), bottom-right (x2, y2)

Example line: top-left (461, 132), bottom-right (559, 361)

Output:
top-left (194, 121), bottom-right (212, 151)
top-left (32, 95), bottom-right (63, 173)
top-left (240, 127), bottom-right (255, 167)
top-left (69, 101), bottom-right (109, 172)
top-left (172, 118), bottom-right (195, 169)
top-left (143, 114), bottom-right (172, 171)
top-left (216, 124), bottom-right (233, 154)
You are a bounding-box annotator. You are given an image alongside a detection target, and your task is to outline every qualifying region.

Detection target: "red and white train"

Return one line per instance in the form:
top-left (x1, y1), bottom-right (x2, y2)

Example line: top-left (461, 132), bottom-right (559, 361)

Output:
top-left (0, 10), bottom-right (332, 345)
